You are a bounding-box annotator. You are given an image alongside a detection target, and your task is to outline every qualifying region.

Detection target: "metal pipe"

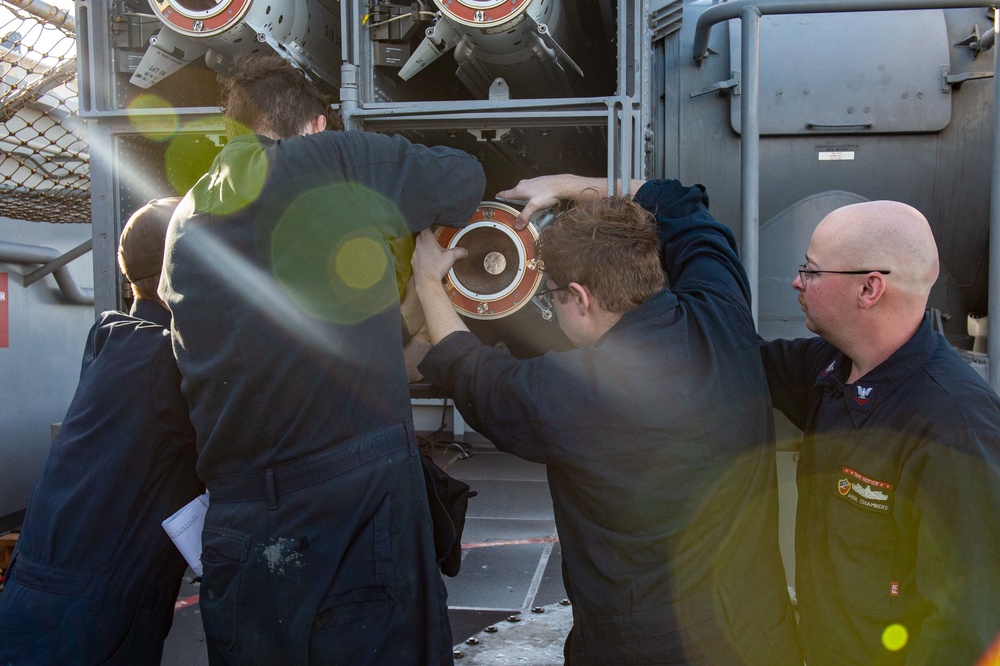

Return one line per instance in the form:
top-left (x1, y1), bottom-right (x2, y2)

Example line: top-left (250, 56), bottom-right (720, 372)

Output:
top-left (339, 0), bottom-right (360, 128)
top-left (340, 63), bottom-right (359, 126)
top-left (989, 9), bottom-right (1000, 391)
top-left (0, 240), bottom-right (95, 304)
top-left (621, 98), bottom-right (634, 196)
top-left (24, 238), bottom-right (92, 287)
top-left (741, 5), bottom-right (761, 327)
top-left (607, 100), bottom-right (618, 196)
top-left (693, 0), bottom-right (997, 62)
top-left (1, 0), bottom-right (75, 33)
top-left (980, 26), bottom-right (996, 52)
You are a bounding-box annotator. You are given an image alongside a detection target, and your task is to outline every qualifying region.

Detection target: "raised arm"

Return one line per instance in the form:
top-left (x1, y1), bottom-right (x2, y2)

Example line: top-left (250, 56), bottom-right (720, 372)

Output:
top-left (633, 179), bottom-right (751, 312)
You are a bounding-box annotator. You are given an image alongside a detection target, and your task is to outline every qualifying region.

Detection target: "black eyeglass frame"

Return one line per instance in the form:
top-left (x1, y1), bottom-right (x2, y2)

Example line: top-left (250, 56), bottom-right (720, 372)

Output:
top-left (797, 265), bottom-right (891, 281)
top-left (535, 285), bottom-right (569, 299)
top-left (534, 285), bottom-right (569, 312)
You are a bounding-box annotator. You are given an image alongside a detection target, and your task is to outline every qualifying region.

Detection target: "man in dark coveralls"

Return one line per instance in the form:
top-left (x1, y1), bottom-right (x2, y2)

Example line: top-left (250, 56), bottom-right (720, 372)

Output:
top-left (0, 198), bottom-right (202, 665)
top-left (158, 54), bottom-right (485, 665)
top-left (760, 201), bottom-right (1000, 665)
top-left (411, 174), bottom-right (800, 665)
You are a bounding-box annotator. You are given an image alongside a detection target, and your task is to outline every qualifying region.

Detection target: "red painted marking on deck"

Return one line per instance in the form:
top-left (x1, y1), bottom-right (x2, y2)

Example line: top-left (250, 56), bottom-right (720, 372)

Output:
top-left (461, 536), bottom-right (559, 549)
top-left (174, 594), bottom-right (200, 611)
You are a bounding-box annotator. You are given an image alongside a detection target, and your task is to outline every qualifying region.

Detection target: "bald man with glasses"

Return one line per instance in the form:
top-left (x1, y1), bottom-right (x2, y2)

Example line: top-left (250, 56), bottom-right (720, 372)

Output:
top-left (760, 200), bottom-right (1000, 665)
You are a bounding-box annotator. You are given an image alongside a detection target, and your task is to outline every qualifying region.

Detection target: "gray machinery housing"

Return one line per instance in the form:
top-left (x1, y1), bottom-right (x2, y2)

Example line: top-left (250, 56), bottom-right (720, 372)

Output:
top-left (76, 0), bottom-right (999, 362)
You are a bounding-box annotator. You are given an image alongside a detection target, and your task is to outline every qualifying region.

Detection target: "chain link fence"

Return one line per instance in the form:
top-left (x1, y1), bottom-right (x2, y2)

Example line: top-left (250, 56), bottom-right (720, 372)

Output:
top-left (0, 0), bottom-right (87, 224)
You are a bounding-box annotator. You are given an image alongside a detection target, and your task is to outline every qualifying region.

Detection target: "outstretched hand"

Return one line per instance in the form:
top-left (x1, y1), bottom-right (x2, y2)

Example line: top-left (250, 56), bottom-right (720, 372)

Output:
top-left (498, 174), bottom-right (611, 229)
top-left (412, 228), bottom-right (468, 287)
top-left (497, 176), bottom-right (565, 229)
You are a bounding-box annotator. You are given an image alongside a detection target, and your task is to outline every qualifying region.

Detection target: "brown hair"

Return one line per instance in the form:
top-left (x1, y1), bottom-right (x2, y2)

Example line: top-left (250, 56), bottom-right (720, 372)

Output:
top-left (536, 196), bottom-right (665, 313)
top-left (219, 53), bottom-right (343, 139)
top-left (118, 197), bottom-right (181, 301)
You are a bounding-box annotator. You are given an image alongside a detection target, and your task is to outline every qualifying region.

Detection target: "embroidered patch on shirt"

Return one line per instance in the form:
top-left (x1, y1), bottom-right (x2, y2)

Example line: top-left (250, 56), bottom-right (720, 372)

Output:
top-left (819, 359), bottom-right (838, 381)
top-left (849, 382), bottom-right (876, 412)
top-left (836, 465), bottom-right (895, 513)
top-left (890, 582), bottom-right (900, 597)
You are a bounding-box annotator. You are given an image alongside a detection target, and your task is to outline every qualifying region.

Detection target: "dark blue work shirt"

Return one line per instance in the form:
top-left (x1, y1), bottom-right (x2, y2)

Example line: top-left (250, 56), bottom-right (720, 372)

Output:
top-left (159, 129), bottom-right (483, 665)
top-left (762, 321), bottom-right (1000, 665)
top-left (161, 130), bottom-right (485, 478)
top-left (0, 299), bottom-right (202, 664)
top-left (421, 180), bottom-right (800, 665)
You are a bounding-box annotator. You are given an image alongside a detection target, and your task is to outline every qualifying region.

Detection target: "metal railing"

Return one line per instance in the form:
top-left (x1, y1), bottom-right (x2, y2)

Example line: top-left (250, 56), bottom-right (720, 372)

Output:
top-left (692, 0), bottom-right (1000, 391)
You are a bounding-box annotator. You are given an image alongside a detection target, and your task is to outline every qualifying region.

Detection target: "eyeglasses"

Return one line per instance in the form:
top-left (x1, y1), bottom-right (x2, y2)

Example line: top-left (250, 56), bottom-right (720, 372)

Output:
top-left (535, 285), bottom-right (569, 311)
top-left (797, 264), bottom-right (891, 284)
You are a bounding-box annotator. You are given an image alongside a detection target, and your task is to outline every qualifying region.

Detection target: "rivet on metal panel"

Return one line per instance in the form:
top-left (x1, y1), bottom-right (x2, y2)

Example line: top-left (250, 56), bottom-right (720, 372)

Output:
top-left (532, 606), bottom-right (545, 613)
top-left (507, 614), bottom-right (521, 622)
top-left (453, 649), bottom-right (464, 659)
top-left (466, 637), bottom-right (480, 645)
top-left (485, 625), bottom-right (499, 633)
top-left (559, 598), bottom-right (571, 606)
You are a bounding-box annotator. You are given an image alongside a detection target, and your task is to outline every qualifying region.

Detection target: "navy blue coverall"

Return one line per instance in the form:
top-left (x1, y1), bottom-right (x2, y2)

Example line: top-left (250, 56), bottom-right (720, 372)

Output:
top-left (0, 300), bottom-right (202, 665)
top-left (160, 130), bottom-right (485, 665)
top-left (420, 179), bottom-right (801, 665)
top-left (762, 321), bottom-right (1000, 665)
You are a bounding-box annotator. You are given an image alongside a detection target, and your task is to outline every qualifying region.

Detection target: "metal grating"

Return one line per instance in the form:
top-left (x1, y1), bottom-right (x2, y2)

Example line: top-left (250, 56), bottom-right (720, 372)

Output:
top-left (0, 0), bottom-right (88, 223)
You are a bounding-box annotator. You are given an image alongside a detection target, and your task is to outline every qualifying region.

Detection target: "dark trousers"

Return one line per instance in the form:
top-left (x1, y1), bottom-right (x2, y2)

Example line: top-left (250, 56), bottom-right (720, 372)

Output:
top-left (0, 555), bottom-right (179, 665)
top-left (562, 554), bottom-right (800, 666)
top-left (201, 422), bottom-right (453, 666)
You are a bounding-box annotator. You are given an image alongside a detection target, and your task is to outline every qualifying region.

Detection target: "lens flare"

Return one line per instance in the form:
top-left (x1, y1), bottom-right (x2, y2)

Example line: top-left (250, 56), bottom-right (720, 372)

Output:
top-left (165, 123), bottom-right (223, 196)
top-left (882, 623), bottom-right (908, 652)
top-left (271, 183), bottom-right (409, 324)
top-left (127, 95), bottom-right (179, 140)
top-left (333, 236), bottom-right (388, 291)
top-left (187, 134), bottom-right (268, 217)
top-left (167, 222), bottom-right (348, 361)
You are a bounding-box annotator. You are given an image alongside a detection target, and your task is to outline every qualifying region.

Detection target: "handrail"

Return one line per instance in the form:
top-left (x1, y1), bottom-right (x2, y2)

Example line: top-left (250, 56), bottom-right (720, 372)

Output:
top-left (24, 239), bottom-right (92, 288)
top-left (0, 241), bottom-right (94, 304)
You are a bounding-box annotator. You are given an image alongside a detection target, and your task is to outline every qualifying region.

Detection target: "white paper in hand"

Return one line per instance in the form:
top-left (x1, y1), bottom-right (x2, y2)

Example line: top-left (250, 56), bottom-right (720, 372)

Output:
top-left (162, 493), bottom-right (209, 576)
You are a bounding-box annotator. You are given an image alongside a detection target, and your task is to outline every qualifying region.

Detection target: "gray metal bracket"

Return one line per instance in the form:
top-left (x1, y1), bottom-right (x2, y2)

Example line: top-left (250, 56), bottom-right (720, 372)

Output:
top-left (942, 65), bottom-right (995, 90)
top-left (690, 71), bottom-right (741, 98)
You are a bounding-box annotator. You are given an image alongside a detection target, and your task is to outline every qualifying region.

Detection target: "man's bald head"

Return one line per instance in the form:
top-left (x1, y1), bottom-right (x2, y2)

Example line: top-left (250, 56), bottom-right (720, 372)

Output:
top-left (813, 200), bottom-right (939, 300)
